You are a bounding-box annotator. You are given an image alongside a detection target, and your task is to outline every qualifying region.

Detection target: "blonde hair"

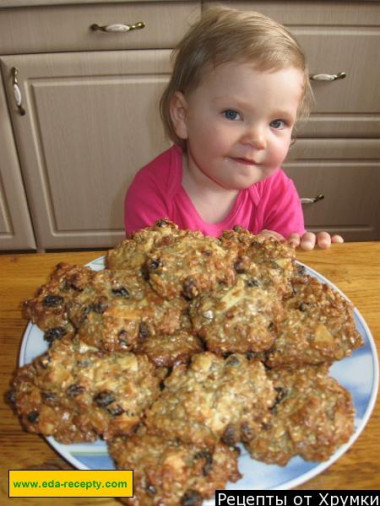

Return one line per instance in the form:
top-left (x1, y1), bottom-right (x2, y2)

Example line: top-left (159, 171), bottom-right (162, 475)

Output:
top-left (160, 6), bottom-right (313, 148)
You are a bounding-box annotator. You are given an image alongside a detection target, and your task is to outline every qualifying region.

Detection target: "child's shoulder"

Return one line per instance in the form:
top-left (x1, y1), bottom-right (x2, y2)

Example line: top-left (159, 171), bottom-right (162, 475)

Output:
top-left (140, 144), bottom-right (181, 173)
top-left (132, 145), bottom-right (183, 192)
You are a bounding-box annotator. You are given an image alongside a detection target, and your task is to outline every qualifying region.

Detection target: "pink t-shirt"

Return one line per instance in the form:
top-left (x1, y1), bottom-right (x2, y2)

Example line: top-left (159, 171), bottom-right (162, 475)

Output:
top-left (124, 145), bottom-right (305, 238)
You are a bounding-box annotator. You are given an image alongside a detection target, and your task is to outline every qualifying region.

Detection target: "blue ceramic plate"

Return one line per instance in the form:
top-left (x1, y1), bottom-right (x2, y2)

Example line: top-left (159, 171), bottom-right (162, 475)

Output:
top-left (19, 257), bottom-right (378, 495)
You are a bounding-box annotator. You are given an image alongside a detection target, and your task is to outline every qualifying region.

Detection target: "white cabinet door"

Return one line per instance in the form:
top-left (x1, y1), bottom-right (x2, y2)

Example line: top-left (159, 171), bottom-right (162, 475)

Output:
top-left (0, 74), bottom-right (36, 250)
top-left (1, 50), bottom-right (172, 249)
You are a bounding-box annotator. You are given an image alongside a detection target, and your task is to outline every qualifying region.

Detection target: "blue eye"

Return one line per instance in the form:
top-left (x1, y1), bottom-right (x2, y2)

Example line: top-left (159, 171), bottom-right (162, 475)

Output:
top-left (223, 110), bottom-right (240, 121)
top-left (270, 119), bottom-right (286, 129)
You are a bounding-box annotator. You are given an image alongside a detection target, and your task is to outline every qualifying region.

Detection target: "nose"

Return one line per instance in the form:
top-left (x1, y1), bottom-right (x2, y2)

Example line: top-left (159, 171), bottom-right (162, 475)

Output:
top-left (241, 123), bottom-right (266, 150)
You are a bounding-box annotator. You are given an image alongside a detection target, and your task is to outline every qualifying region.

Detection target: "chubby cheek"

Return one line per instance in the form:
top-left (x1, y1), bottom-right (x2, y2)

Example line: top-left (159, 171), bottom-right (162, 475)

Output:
top-left (194, 128), bottom-right (229, 159)
top-left (206, 127), bottom-right (235, 156)
top-left (268, 139), bottom-right (291, 168)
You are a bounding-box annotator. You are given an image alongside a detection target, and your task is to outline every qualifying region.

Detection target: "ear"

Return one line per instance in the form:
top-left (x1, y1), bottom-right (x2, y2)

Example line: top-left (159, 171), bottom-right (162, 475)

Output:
top-left (169, 91), bottom-right (189, 140)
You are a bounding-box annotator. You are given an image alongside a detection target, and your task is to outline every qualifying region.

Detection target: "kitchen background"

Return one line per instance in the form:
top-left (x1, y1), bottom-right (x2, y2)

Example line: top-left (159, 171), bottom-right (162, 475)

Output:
top-left (0, 0), bottom-right (379, 252)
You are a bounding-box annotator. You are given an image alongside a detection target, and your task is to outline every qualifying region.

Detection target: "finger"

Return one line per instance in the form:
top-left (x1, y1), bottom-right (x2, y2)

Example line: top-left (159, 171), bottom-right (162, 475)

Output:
top-left (331, 234), bottom-right (344, 244)
top-left (287, 233), bottom-right (301, 248)
top-left (316, 231), bottom-right (331, 249)
top-left (259, 230), bottom-right (285, 241)
top-left (255, 231), bottom-right (268, 243)
top-left (300, 232), bottom-right (316, 251)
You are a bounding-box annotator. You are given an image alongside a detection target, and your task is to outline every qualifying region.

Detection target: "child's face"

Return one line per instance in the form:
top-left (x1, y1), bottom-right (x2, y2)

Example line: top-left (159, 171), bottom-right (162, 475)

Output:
top-left (171, 61), bottom-right (304, 190)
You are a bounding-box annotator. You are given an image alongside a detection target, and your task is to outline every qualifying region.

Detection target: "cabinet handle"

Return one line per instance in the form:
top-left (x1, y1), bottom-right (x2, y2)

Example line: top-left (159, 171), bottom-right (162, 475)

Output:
top-left (11, 67), bottom-right (26, 116)
top-left (301, 194), bottom-right (325, 205)
top-left (90, 21), bottom-right (145, 33)
top-left (310, 72), bottom-right (346, 82)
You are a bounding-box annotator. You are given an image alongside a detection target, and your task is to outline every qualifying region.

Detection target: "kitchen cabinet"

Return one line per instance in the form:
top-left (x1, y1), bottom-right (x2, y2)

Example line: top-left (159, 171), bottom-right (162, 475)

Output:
top-left (0, 1), bottom-right (379, 250)
top-left (0, 69), bottom-right (36, 250)
top-left (206, 0), bottom-right (380, 241)
top-left (0, 1), bottom-right (200, 250)
top-left (0, 51), bottom-right (173, 249)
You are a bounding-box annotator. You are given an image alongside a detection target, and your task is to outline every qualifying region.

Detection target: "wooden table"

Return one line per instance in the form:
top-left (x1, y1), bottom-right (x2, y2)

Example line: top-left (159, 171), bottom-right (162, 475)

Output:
top-left (1, 243), bottom-right (379, 504)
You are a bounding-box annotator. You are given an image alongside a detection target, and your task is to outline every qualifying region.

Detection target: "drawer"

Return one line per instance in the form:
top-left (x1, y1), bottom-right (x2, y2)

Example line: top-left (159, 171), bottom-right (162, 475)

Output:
top-left (205, 1), bottom-right (380, 138)
top-left (205, 2), bottom-right (379, 27)
top-left (287, 139), bottom-right (380, 161)
top-left (0, 2), bottom-right (200, 54)
top-left (295, 28), bottom-right (380, 137)
top-left (284, 161), bottom-right (380, 241)
top-left (283, 138), bottom-right (380, 241)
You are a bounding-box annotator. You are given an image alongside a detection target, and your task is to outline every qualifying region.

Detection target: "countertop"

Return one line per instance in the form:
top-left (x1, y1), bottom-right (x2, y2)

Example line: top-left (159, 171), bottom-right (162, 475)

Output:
top-left (1, 242), bottom-right (379, 503)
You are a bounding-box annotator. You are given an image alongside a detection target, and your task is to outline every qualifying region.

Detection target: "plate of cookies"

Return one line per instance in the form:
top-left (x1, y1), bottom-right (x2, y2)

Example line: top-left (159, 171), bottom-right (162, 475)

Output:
top-left (11, 220), bottom-right (378, 503)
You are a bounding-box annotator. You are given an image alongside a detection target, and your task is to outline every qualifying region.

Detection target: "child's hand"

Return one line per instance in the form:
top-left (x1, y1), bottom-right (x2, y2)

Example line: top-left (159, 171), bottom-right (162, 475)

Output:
top-left (257, 229), bottom-right (285, 242)
top-left (287, 231), bottom-right (344, 250)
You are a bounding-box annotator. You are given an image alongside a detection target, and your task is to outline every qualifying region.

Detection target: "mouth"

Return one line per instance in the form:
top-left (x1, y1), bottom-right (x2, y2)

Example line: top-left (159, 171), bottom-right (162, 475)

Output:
top-left (230, 157), bottom-right (260, 167)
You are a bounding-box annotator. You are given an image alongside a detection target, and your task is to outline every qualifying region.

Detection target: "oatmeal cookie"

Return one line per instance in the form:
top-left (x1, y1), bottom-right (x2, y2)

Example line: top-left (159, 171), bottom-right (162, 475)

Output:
top-left (190, 276), bottom-right (282, 355)
top-left (23, 262), bottom-right (95, 341)
top-left (244, 365), bottom-right (355, 465)
top-left (25, 264), bottom-right (188, 353)
top-left (23, 265), bottom-right (147, 347)
top-left (134, 330), bottom-right (204, 367)
top-left (266, 275), bottom-right (363, 368)
top-left (219, 226), bottom-right (260, 250)
top-left (106, 219), bottom-right (184, 270)
top-left (108, 427), bottom-right (241, 506)
top-left (66, 269), bottom-right (147, 329)
top-left (145, 352), bottom-right (275, 447)
top-left (73, 271), bottom-right (188, 352)
top-left (220, 228), bottom-right (296, 297)
top-left (9, 338), bottom-right (160, 443)
top-left (145, 231), bottom-right (236, 300)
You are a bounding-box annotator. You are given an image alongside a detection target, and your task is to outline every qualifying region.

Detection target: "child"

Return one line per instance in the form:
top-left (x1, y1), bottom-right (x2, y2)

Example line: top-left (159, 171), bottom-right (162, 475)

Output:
top-left (124, 6), bottom-right (343, 250)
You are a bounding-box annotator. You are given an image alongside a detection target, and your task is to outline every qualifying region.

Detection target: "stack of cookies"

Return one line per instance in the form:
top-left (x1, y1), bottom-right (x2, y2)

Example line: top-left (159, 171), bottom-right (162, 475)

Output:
top-left (9, 220), bottom-right (363, 505)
